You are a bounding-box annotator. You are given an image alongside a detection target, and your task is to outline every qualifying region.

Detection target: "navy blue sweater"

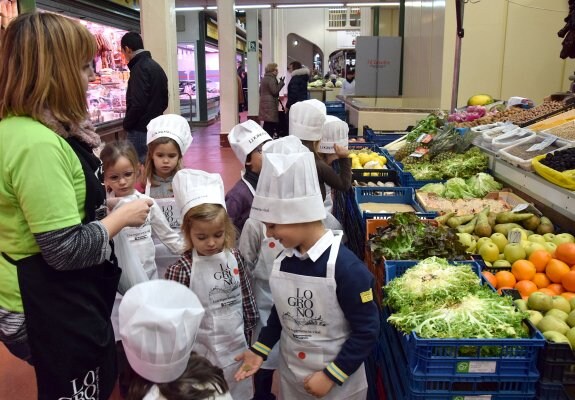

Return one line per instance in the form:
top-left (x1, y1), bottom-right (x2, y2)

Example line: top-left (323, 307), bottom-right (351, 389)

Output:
top-left (251, 243), bottom-right (380, 385)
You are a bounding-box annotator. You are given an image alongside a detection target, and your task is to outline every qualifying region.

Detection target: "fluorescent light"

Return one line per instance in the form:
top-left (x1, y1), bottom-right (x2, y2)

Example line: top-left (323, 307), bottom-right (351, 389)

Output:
top-left (207, 6), bottom-right (218, 10)
top-left (235, 4), bottom-right (271, 9)
top-left (277, 3), bottom-right (345, 8)
top-left (175, 7), bottom-right (205, 11)
top-left (347, 2), bottom-right (400, 5)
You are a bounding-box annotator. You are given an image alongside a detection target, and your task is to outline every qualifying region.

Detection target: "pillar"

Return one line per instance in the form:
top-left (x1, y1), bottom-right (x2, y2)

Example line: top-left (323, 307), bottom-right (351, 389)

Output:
top-left (217, 0), bottom-right (237, 146)
top-left (140, 0), bottom-right (180, 114)
top-left (246, 9), bottom-right (259, 119)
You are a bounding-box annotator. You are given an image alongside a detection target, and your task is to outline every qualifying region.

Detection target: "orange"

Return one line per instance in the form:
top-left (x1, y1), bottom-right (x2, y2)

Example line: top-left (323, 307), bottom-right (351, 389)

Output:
top-left (529, 250), bottom-right (552, 272)
top-left (538, 288), bottom-right (557, 296)
top-left (482, 271), bottom-right (497, 288)
top-left (532, 272), bottom-right (551, 289)
top-left (514, 280), bottom-right (538, 298)
top-left (561, 271), bottom-right (575, 292)
top-left (561, 292), bottom-right (575, 301)
top-left (555, 243), bottom-right (575, 265)
top-left (511, 260), bottom-right (536, 281)
top-left (546, 259), bottom-right (571, 283)
top-left (497, 286), bottom-right (514, 295)
top-left (495, 271), bottom-right (516, 289)
top-left (547, 283), bottom-right (565, 295)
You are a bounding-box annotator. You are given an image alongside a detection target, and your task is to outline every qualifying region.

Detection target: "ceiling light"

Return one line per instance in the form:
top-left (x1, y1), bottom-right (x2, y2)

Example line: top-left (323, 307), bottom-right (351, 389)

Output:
top-left (175, 7), bottom-right (205, 11)
top-left (346, 2), bottom-right (400, 5)
top-left (277, 3), bottom-right (345, 8)
top-left (207, 6), bottom-right (218, 10)
top-left (235, 4), bottom-right (271, 9)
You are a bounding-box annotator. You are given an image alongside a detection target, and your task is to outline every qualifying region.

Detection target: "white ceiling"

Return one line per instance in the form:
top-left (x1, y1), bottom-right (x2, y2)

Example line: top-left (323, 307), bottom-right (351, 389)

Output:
top-left (175, 0), bottom-right (399, 7)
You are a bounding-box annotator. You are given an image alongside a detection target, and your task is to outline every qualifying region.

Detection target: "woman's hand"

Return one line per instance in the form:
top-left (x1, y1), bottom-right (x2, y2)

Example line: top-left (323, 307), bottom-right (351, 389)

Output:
top-left (234, 350), bottom-right (263, 381)
top-left (115, 199), bottom-right (153, 227)
top-left (303, 371), bottom-right (336, 398)
top-left (334, 144), bottom-right (349, 158)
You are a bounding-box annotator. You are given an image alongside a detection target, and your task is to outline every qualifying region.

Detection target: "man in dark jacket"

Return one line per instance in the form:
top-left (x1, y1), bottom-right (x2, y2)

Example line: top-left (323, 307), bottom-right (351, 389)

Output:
top-left (286, 61), bottom-right (309, 110)
top-left (121, 32), bottom-right (169, 163)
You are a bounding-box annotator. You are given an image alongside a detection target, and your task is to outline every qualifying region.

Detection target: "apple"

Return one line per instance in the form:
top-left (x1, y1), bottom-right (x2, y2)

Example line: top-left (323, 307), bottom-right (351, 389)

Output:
top-left (520, 240), bottom-right (532, 250)
top-left (476, 237), bottom-right (493, 251)
top-left (543, 233), bottom-right (556, 242)
top-left (525, 242), bottom-right (546, 257)
top-left (567, 310), bottom-right (575, 328)
top-left (508, 227), bottom-right (528, 242)
top-left (543, 331), bottom-right (572, 348)
top-left (493, 259), bottom-right (511, 267)
top-left (552, 296), bottom-right (572, 314)
top-left (543, 242), bottom-right (557, 255)
top-left (528, 234), bottom-right (547, 245)
top-left (503, 242), bottom-right (526, 264)
top-left (566, 327), bottom-right (575, 349)
top-left (528, 292), bottom-right (553, 312)
top-left (546, 309), bottom-right (569, 322)
top-left (527, 310), bottom-right (544, 326)
top-left (478, 242), bottom-right (500, 263)
top-left (571, 297), bottom-right (575, 312)
top-left (490, 233), bottom-right (508, 252)
top-left (553, 233), bottom-right (575, 246)
top-left (538, 315), bottom-right (570, 335)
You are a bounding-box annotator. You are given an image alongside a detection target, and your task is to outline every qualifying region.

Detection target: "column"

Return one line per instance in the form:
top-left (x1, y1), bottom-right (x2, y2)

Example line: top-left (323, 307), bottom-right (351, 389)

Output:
top-left (140, 0), bottom-right (180, 114)
top-left (360, 7), bottom-right (373, 36)
top-left (261, 9), bottom-right (272, 75)
top-left (217, 0), bottom-right (236, 146)
top-left (246, 9), bottom-right (259, 119)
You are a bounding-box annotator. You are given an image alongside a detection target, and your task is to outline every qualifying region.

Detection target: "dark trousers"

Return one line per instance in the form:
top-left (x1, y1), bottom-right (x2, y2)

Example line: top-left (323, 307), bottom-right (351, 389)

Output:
top-left (126, 130), bottom-right (148, 164)
top-left (262, 121), bottom-right (278, 137)
top-left (252, 368), bottom-right (276, 400)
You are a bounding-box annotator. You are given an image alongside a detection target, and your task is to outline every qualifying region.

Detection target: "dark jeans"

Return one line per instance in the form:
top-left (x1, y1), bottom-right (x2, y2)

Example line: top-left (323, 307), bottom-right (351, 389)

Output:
top-left (126, 130), bottom-right (148, 164)
top-left (252, 368), bottom-right (275, 400)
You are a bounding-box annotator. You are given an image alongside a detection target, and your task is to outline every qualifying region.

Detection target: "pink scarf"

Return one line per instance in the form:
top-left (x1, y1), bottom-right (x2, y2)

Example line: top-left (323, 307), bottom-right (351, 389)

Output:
top-left (38, 109), bottom-right (101, 149)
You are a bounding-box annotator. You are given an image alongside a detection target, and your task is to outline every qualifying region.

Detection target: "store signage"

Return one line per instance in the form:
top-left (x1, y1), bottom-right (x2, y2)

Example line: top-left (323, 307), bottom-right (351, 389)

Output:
top-left (248, 40), bottom-right (256, 52)
top-left (237, 38), bottom-right (246, 52)
top-left (355, 36), bottom-right (402, 96)
top-left (207, 20), bottom-right (218, 41)
top-left (106, 0), bottom-right (139, 10)
top-left (337, 30), bottom-right (360, 49)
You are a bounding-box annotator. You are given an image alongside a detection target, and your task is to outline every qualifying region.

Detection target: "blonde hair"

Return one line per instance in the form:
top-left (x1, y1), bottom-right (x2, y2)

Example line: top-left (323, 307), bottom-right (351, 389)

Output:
top-left (0, 12), bottom-right (97, 126)
top-left (265, 63), bottom-right (278, 73)
top-left (142, 137), bottom-right (183, 190)
top-left (100, 141), bottom-right (140, 176)
top-left (181, 204), bottom-right (236, 252)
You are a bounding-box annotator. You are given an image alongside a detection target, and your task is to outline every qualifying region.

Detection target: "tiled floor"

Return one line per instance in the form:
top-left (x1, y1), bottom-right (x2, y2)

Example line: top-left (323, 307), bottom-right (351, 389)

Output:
top-left (0, 116), bottom-right (249, 399)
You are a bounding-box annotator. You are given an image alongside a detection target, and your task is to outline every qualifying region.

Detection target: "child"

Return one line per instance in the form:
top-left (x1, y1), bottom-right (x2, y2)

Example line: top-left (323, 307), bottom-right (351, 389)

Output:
top-left (225, 119), bottom-right (272, 234)
top-left (100, 140), bottom-right (184, 280)
top-left (119, 280), bottom-right (233, 400)
top-left (139, 114), bottom-right (192, 198)
top-left (167, 169), bottom-right (259, 400)
top-left (239, 217), bottom-right (284, 400)
top-left (235, 136), bottom-right (380, 399)
top-left (318, 115), bottom-right (350, 214)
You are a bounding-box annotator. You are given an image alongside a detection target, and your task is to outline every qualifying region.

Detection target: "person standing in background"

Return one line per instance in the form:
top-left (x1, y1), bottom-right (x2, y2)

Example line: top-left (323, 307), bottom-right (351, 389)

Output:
top-left (121, 31), bottom-right (169, 163)
top-left (238, 74), bottom-right (245, 121)
top-left (259, 63), bottom-right (285, 137)
top-left (340, 67), bottom-right (355, 96)
top-left (285, 61), bottom-right (310, 110)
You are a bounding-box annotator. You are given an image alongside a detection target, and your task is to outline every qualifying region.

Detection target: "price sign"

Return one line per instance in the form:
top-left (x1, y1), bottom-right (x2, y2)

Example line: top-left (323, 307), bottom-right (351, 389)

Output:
top-left (508, 230), bottom-right (522, 244)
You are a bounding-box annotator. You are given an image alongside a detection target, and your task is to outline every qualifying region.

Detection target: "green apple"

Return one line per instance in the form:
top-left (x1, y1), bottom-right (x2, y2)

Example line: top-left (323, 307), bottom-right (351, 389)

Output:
top-left (520, 240), bottom-right (531, 250)
top-left (476, 237), bottom-right (493, 251)
top-left (508, 227), bottom-right (527, 242)
top-left (538, 316), bottom-right (570, 335)
top-left (478, 242), bottom-right (500, 263)
top-left (543, 233), bottom-right (556, 242)
top-left (552, 296), bottom-right (572, 314)
top-left (498, 253), bottom-right (506, 259)
top-left (543, 331), bottom-right (572, 348)
top-left (571, 298), bottom-right (575, 312)
top-left (553, 233), bottom-right (575, 246)
top-left (503, 243), bottom-right (526, 264)
top-left (567, 310), bottom-right (575, 328)
top-left (525, 242), bottom-right (546, 257)
top-left (528, 292), bottom-right (553, 312)
top-left (493, 259), bottom-right (511, 267)
top-left (528, 234), bottom-right (547, 245)
top-left (546, 309), bottom-right (569, 322)
top-left (566, 327), bottom-right (575, 349)
top-left (543, 242), bottom-right (557, 255)
top-left (527, 310), bottom-right (544, 326)
top-left (490, 233), bottom-right (508, 252)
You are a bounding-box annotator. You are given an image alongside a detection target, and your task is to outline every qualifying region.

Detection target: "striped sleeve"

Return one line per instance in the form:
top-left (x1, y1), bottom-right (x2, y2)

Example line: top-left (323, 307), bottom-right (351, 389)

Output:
top-left (324, 362), bottom-right (350, 385)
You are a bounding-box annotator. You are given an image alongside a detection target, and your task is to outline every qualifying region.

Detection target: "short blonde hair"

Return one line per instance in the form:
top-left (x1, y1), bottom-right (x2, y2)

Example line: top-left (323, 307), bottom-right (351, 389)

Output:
top-left (0, 12), bottom-right (97, 126)
top-left (265, 63), bottom-right (278, 73)
top-left (181, 204), bottom-right (236, 252)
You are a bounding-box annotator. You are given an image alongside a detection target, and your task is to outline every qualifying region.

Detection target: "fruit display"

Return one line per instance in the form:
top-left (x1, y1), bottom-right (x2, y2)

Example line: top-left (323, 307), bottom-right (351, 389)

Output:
top-left (538, 147), bottom-right (575, 172)
top-left (468, 94), bottom-right (495, 106)
top-left (348, 149), bottom-right (387, 170)
top-left (497, 134), bottom-right (572, 172)
top-left (506, 100), bottom-right (565, 125)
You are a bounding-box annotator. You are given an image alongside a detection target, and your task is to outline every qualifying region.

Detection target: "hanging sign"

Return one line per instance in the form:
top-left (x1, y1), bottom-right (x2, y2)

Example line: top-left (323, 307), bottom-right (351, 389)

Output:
top-left (248, 40), bottom-right (256, 52)
top-left (106, 0), bottom-right (139, 10)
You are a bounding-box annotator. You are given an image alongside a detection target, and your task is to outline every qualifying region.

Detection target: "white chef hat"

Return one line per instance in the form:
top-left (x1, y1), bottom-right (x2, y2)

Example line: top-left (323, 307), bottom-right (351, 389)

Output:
top-left (289, 99), bottom-right (327, 142)
top-left (173, 169), bottom-right (226, 218)
top-left (250, 136), bottom-right (326, 224)
top-left (319, 115), bottom-right (349, 154)
top-left (147, 114), bottom-right (193, 155)
top-left (228, 120), bottom-right (272, 165)
top-left (119, 280), bottom-right (205, 384)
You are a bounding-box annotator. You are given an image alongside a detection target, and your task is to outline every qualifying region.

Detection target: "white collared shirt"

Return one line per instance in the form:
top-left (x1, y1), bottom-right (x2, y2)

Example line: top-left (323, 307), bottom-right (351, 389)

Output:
top-left (283, 229), bottom-right (334, 261)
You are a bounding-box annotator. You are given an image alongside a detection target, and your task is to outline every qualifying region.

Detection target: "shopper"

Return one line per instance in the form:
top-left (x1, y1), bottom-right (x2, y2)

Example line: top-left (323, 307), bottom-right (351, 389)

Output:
top-left (121, 31), bottom-right (169, 163)
top-left (119, 280), bottom-right (232, 400)
top-left (166, 169), bottom-right (258, 400)
top-left (101, 140), bottom-right (183, 280)
top-left (139, 114), bottom-right (192, 198)
top-left (225, 120), bottom-right (272, 234)
top-left (286, 61), bottom-right (310, 110)
top-left (234, 136), bottom-right (380, 399)
top-left (259, 62), bottom-right (285, 137)
top-left (0, 12), bottom-right (152, 399)
top-left (238, 74), bottom-right (245, 121)
top-left (341, 67), bottom-right (356, 96)
top-left (238, 217), bottom-right (284, 400)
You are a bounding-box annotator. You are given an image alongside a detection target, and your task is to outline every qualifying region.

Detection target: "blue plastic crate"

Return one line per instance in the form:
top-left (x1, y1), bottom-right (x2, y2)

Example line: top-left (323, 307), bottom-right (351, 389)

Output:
top-left (537, 380), bottom-right (573, 400)
top-left (347, 142), bottom-right (382, 153)
top-left (352, 168), bottom-right (400, 186)
top-left (363, 126), bottom-right (407, 146)
top-left (324, 100), bottom-right (345, 112)
top-left (354, 187), bottom-right (432, 226)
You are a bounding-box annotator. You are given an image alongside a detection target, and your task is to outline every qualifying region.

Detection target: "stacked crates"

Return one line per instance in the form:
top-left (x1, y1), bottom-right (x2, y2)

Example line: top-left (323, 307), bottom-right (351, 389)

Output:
top-left (325, 100), bottom-right (346, 121)
top-left (379, 260), bottom-right (545, 400)
top-left (536, 341), bottom-right (575, 399)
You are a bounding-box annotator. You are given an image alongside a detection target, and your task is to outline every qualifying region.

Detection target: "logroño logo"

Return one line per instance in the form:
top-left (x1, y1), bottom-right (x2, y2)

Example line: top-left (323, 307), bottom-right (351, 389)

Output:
top-left (288, 288), bottom-right (315, 318)
top-left (58, 368), bottom-right (99, 400)
top-left (213, 263), bottom-right (234, 286)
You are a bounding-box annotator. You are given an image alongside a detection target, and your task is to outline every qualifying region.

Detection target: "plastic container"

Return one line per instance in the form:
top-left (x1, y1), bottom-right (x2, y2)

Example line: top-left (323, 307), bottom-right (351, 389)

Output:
top-left (481, 123), bottom-right (520, 149)
top-left (491, 128), bottom-right (536, 150)
top-left (352, 168), bottom-right (400, 187)
top-left (498, 133), bottom-right (572, 171)
top-left (324, 100), bottom-right (346, 121)
top-left (536, 380), bottom-right (574, 400)
top-left (363, 125), bottom-right (407, 146)
top-left (537, 340), bottom-right (575, 383)
top-left (532, 153), bottom-right (575, 190)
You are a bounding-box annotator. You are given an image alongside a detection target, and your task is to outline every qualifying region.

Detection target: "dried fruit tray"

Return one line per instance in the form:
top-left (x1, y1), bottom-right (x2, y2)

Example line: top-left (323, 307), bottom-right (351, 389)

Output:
top-left (498, 133), bottom-right (572, 171)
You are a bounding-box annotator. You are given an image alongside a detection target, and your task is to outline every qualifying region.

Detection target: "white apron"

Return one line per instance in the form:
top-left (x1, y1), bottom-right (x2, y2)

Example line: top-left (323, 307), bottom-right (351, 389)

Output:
top-left (152, 197), bottom-right (182, 278)
top-left (269, 232), bottom-right (368, 400)
top-left (189, 249), bottom-right (253, 400)
top-left (253, 223), bottom-right (283, 370)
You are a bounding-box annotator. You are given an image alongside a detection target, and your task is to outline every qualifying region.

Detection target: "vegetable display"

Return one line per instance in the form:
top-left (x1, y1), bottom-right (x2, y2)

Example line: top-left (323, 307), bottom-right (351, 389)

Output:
top-left (368, 213), bottom-right (468, 261)
top-left (401, 147), bottom-right (489, 181)
top-left (419, 173), bottom-right (502, 199)
top-left (384, 257), bottom-right (529, 339)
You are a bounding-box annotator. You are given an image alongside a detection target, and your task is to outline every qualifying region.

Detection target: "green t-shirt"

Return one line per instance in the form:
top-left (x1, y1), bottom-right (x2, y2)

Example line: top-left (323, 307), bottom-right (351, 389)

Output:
top-left (0, 116), bottom-right (86, 312)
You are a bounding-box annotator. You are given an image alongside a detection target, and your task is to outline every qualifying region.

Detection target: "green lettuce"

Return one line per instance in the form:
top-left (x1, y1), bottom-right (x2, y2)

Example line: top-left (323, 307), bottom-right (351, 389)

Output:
top-left (466, 172), bottom-right (502, 197)
top-left (443, 178), bottom-right (475, 199)
top-left (419, 183), bottom-right (446, 196)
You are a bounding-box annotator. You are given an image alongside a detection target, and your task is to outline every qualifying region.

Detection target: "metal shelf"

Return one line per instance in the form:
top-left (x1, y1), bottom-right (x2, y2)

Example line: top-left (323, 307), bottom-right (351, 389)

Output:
top-left (484, 152), bottom-right (575, 222)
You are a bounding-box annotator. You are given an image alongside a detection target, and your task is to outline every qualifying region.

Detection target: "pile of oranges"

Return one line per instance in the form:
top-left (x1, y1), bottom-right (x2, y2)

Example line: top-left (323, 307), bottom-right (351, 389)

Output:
top-left (482, 242), bottom-right (575, 300)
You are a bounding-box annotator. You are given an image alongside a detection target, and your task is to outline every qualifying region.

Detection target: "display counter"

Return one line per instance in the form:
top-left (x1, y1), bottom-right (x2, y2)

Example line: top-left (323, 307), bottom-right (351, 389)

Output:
top-left (95, 119), bottom-right (125, 144)
top-left (342, 96), bottom-right (438, 134)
